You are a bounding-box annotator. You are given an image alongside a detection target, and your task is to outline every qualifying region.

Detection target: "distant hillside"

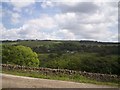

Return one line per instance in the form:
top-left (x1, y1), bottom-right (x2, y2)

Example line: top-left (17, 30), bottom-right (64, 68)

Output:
top-left (2, 40), bottom-right (119, 55)
top-left (2, 40), bottom-right (120, 75)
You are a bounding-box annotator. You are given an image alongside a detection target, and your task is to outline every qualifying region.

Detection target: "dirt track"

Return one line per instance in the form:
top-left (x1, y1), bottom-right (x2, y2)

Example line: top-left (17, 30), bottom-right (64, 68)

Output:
top-left (1, 74), bottom-right (118, 88)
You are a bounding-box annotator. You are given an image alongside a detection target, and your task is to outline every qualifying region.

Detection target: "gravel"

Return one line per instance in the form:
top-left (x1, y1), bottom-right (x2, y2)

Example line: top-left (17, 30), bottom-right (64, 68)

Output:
top-left (2, 74), bottom-right (117, 88)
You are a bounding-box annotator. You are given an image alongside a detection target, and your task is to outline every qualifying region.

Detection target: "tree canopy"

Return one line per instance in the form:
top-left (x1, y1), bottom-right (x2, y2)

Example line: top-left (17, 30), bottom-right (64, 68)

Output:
top-left (2, 45), bottom-right (39, 67)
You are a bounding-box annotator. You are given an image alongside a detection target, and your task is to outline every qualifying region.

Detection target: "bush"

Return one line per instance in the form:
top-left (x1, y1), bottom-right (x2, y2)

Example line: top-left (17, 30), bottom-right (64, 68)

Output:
top-left (2, 45), bottom-right (39, 67)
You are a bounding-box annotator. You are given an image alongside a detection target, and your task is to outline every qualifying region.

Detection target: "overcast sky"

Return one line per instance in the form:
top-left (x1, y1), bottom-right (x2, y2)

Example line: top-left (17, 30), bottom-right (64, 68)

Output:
top-left (0, 0), bottom-right (119, 42)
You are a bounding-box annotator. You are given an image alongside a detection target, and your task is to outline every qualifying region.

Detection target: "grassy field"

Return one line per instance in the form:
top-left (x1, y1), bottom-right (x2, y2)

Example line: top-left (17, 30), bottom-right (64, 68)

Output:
top-left (2, 40), bottom-right (62, 47)
top-left (2, 69), bottom-right (119, 87)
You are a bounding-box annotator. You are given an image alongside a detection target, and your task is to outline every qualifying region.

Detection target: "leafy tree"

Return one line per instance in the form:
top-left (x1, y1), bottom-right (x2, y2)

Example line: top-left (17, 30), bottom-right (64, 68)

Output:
top-left (2, 45), bottom-right (39, 67)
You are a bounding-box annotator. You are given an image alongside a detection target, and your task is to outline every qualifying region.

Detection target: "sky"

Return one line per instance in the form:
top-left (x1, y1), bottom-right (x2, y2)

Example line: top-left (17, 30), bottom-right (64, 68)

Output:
top-left (0, 0), bottom-right (119, 42)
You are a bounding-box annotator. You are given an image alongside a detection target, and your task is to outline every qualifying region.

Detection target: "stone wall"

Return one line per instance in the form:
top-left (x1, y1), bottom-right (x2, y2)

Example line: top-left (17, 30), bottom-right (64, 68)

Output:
top-left (1, 64), bottom-right (120, 82)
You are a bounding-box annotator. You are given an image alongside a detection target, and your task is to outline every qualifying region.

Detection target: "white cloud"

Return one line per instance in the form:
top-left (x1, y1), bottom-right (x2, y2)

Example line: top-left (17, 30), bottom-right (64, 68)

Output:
top-left (1, 2), bottom-right (118, 42)
top-left (56, 29), bottom-right (76, 40)
top-left (41, 1), bottom-right (54, 8)
top-left (10, 0), bottom-right (35, 8)
top-left (13, 7), bottom-right (21, 12)
top-left (61, 2), bottom-right (99, 14)
top-left (1, 24), bottom-right (19, 40)
top-left (11, 13), bottom-right (20, 24)
top-left (27, 15), bottom-right (57, 29)
top-left (54, 13), bottom-right (76, 27)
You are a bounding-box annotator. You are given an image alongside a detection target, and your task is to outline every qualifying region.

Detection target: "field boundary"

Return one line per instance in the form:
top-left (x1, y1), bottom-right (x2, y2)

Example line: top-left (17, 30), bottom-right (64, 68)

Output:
top-left (1, 64), bottom-right (120, 82)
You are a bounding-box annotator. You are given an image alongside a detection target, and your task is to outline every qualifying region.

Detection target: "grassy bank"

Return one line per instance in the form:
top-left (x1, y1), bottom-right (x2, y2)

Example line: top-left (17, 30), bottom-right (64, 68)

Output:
top-left (2, 69), bottom-right (119, 87)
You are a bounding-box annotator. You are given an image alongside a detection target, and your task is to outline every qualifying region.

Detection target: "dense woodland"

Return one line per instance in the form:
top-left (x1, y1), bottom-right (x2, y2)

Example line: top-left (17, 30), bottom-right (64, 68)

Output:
top-left (1, 40), bottom-right (120, 75)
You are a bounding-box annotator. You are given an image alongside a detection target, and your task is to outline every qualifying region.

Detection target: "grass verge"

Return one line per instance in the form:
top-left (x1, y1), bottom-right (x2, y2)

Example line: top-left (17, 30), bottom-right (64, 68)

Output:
top-left (2, 69), bottom-right (119, 87)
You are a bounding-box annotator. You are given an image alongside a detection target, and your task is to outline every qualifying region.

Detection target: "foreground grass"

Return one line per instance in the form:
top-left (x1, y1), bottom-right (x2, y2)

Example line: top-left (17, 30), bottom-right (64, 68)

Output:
top-left (2, 69), bottom-right (119, 87)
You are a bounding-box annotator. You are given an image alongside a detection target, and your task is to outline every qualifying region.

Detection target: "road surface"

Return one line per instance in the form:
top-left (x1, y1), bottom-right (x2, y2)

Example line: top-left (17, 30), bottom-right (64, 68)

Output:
top-left (1, 74), bottom-right (118, 88)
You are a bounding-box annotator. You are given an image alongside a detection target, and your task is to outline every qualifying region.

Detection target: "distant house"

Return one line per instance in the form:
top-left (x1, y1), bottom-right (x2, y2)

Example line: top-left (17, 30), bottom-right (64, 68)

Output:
top-left (66, 50), bottom-right (76, 54)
